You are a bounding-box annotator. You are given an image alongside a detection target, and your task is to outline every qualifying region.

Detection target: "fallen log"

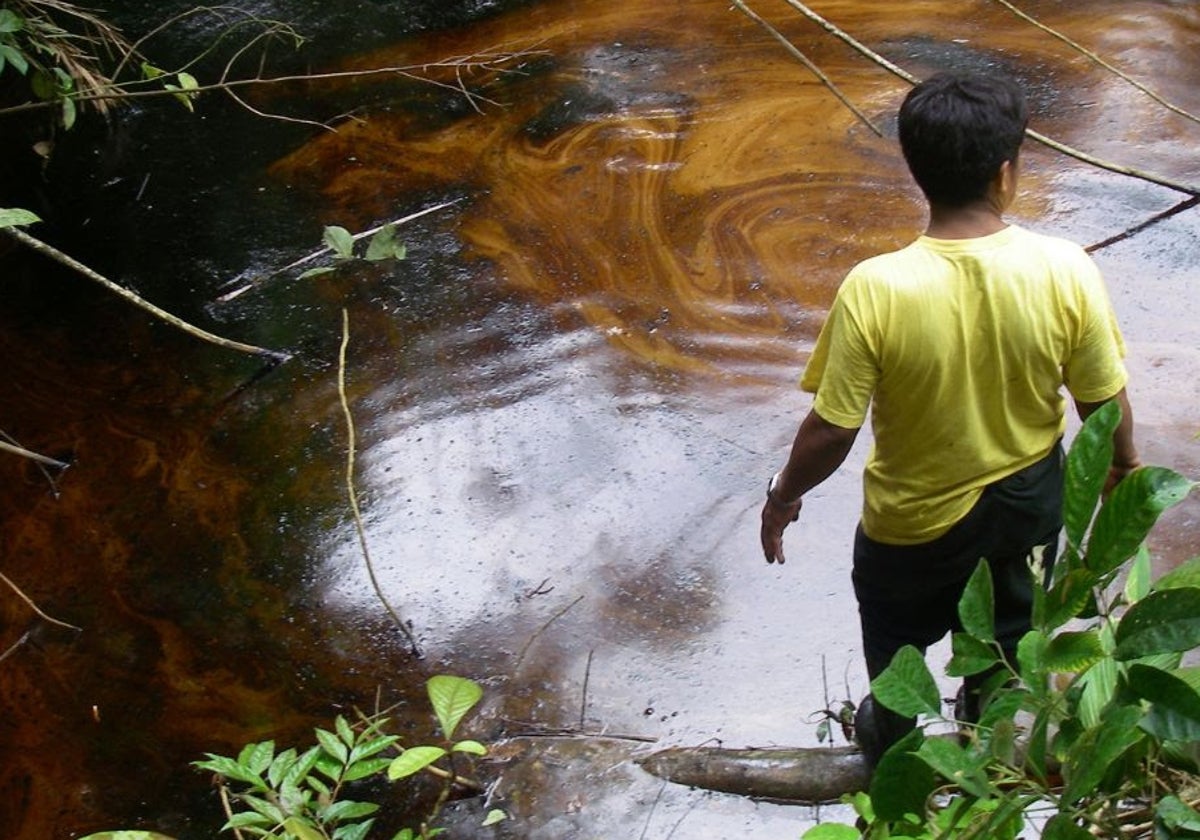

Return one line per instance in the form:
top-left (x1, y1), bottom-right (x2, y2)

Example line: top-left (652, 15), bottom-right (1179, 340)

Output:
top-left (636, 744), bottom-right (871, 804)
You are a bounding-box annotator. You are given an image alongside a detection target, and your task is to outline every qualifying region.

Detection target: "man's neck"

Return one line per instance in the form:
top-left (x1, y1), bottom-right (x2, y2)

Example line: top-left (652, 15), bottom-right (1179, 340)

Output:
top-left (924, 202), bottom-right (1008, 240)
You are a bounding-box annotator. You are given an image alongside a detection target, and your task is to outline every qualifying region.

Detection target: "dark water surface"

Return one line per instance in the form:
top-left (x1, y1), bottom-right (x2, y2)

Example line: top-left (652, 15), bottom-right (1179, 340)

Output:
top-left (2, 1), bottom-right (1198, 837)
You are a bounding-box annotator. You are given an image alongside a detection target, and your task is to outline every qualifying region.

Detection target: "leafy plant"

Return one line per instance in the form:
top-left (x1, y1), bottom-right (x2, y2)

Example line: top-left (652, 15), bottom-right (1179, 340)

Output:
top-left (805, 403), bottom-right (1200, 839)
top-left (298, 224), bottom-right (409, 279)
top-left (187, 675), bottom-right (499, 840)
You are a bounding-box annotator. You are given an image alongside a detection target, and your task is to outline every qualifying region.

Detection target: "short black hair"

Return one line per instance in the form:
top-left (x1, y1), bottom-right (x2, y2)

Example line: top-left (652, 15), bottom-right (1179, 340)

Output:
top-left (898, 72), bottom-right (1029, 207)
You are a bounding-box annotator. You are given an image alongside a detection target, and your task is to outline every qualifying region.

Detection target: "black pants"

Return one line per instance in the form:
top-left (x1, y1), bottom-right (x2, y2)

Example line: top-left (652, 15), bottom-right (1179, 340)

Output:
top-left (852, 443), bottom-right (1063, 753)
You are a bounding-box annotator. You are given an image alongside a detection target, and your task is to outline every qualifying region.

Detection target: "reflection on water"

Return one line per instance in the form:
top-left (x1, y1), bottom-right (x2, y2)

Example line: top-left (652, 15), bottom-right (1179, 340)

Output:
top-left (2, 0), bottom-right (1198, 837)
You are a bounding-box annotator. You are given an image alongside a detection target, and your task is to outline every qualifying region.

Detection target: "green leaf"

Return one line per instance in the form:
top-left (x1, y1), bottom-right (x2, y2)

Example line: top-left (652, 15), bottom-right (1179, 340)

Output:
top-left (348, 733), bottom-right (399, 764)
top-left (1076, 656), bottom-right (1119, 729)
top-left (238, 740), bottom-right (275, 776)
top-left (868, 730), bottom-right (936, 822)
top-left (1039, 569), bottom-right (1098, 633)
top-left (223, 811), bottom-right (273, 830)
top-left (978, 686), bottom-right (1027, 729)
top-left (340, 756), bottom-right (391, 782)
top-left (267, 747), bottom-right (298, 788)
top-left (1063, 401), bottom-right (1119, 549)
top-left (946, 632), bottom-right (1001, 677)
top-left (1061, 704), bottom-right (1144, 803)
top-left (1041, 813), bottom-right (1093, 840)
top-left (283, 817), bottom-right (325, 840)
top-left (335, 715), bottom-right (356, 747)
top-left (0, 44), bottom-right (28, 75)
top-left (387, 745), bottom-right (447, 780)
top-left (1152, 557), bottom-right (1200, 592)
top-left (1016, 630), bottom-right (1048, 693)
top-left (193, 754), bottom-right (267, 788)
top-left (1128, 664), bottom-right (1200, 742)
top-left (1114, 587), bottom-right (1200, 660)
top-left (1123, 544), bottom-right (1152, 604)
top-left (77, 834), bottom-right (178, 840)
top-left (427, 675), bottom-right (483, 739)
top-left (481, 809), bottom-right (508, 827)
top-left (322, 800), bottom-right (380, 822)
top-left (335, 822), bottom-right (375, 840)
top-left (323, 225), bottom-right (355, 259)
top-left (915, 737), bottom-right (990, 797)
top-left (1086, 467), bottom-right (1194, 576)
top-left (0, 208), bottom-right (41, 229)
top-left (177, 71), bottom-right (199, 90)
top-left (451, 739), bottom-right (488, 756)
top-left (1157, 795), bottom-right (1200, 833)
top-left (0, 10), bottom-right (23, 33)
top-left (801, 825), bottom-right (860, 840)
top-left (61, 96), bottom-right (76, 130)
top-left (870, 646), bottom-right (941, 718)
top-left (365, 224), bottom-right (400, 261)
top-left (315, 727), bottom-right (349, 764)
top-left (391, 831), bottom-right (415, 840)
top-left (958, 560), bottom-right (995, 642)
top-left (1043, 630), bottom-right (1104, 673)
top-left (240, 793), bottom-right (285, 824)
top-left (284, 746), bottom-right (322, 788)
top-left (141, 62), bottom-right (165, 80)
top-left (298, 266), bottom-right (337, 279)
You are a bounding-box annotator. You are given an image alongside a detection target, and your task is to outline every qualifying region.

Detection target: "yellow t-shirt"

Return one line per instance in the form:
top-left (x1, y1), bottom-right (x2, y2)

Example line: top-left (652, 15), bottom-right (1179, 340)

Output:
top-left (801, 224), bottom-right (1127, 545)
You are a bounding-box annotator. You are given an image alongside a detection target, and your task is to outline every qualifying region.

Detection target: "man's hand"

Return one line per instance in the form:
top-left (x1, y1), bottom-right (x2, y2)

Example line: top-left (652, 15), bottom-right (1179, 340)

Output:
top-left (761, 493), bottom-right (802, 564)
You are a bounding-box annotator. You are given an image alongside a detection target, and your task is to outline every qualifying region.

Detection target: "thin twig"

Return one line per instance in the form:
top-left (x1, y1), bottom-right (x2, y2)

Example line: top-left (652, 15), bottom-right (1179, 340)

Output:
top-left (338, 309), bottom-right (422, 658)
top-left (773, 0), bottom-right (1200, 196)
top-left (216, 781), bottom-right (248, 840)
top-left (0, 571), bottom-right (82, 632)
top-left (3, 226), bottom-right (291, 362)
top-left (514, 594), bottom-right (584, 671)
top-left (638, 781), bottom-right (669, 840)
top-left (992, 0), bottom-right (1200, 126)
top-left (579, 649), bottom-right (595, 730)
top-left (215, 200), bottom-right (463, 302)
top-left (0, 630), bottom-right (33, 665)
top-left (1086, 195), bottom-right (1200, 253)
top-left (732, 0), bottom-right (882, 136)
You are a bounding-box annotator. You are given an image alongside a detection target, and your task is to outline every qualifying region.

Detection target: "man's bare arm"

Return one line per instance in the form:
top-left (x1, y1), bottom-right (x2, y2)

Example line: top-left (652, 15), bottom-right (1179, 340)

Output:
top-left (1074, 387), bottom-right (1140, 489)
top-left (761, 408), bottom-right (860, 564)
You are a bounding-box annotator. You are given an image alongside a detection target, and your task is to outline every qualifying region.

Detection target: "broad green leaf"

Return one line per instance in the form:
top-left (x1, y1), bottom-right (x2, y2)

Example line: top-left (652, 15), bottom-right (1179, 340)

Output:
top-left (223, 811), bottom-right (273, 830)
top-left (241, 793), bottom-right (285, 824)
top-left (335, 715), bottom-right (356, 747)
top-left (1114, 587), bottom-right (1200, 659)
top-left (1041, 813), bottom-right (1093, 840)
top-left (193, 754), bottom-right (267, 788)
top-left (238, 740), bottom-right (275, 775)
top-left (1063, 401), bottom-right (1119, 549)
top-left (1039, 569), bottom-right (1098, 633)
top-left (391, 830), bottom-right (415, 840)
top-left (1016, 630), bottom-right (1048, 693)
top-left (1076, 656), bottom-right (1118, 729)
top-left (946, 632), bottom-right (1001, 677)
top-left (1061, 704), bottom-right (1144, 803)
top-left (452, 739), bottom-right (487, 755)
top-left (335, 821), bottom-right (375, 840)
top-left (365, 224), bottom-right (399, 261)
top-left (267, 747), bottom-right (298, 788)
top-left (323, 225), bottom-right (355, 259)
top-left (321, 799), bottom-right (380, 822)
top-left (387, 745), bottom-right (447, 780)
top-left (915, 737), bottom-right (990, 797)
top-left (78, 834), bottom-right (178, 840)
top-left (1123, 544), bottom-right (1152, 604)
top-left (1128, 664), bottom-right (1200, 742)
top-left (0, 208), bottom-right (41, 228)
top-left (141, 62), bottom-right (165, 80)
top-left (801, 825), bottom-right (860, 840)
top-left (1043, 630), bottom-right (1104, 673)
top-left (989, 716), bottom-right (1017, 765)
top-left (1086, 467), bottom-right (1194, 576)
top-left (283, 817), bottom-right (324, 840)
top-left (481, 809), bottom-right (508, 827)
top-left (958, 560), bottom-right (995, 641)
top-left (1153, 557), bottom-right (1200, 592)
top-left (0, 10), bottom-right (23, 33)
top-left (868, 730), bottom-right (936, 822)
top-left (177, 71), bottom-right (199, 90)
top-left (1157, 795), bottom-right (1200, 833)
top-left (0, 44), bottom-right (27, 75)
top-left (1174, 667), bottom-right (1200, 693)
top-left (978, 686), bottom-right (1027, 730)
top-left (870, 646), bottom-right (941, 717)
top-left (428, 675), bottom-right (483, 739)
top-left (315, 727), bottom-right (349, 763)
top-left (284, 746), bottom-right (322, 788)
top-left (348, 733), bottom-right (399, 764)
top-left (341, 756), bottom-right (391, 782)
top-left (61, 96), bottom-right (76, 129)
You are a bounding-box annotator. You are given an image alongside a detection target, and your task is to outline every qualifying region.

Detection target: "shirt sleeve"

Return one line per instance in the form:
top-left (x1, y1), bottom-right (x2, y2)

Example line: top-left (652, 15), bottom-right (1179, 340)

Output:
top-left (800, 275), bottom-right (878, 429)
top-left (1063, 255), bottom-right (1128, 403)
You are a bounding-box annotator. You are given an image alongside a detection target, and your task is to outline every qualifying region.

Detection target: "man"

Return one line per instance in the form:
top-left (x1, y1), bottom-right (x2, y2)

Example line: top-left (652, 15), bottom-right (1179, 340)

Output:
top-left (759, 72), bottom-right (1139, 761)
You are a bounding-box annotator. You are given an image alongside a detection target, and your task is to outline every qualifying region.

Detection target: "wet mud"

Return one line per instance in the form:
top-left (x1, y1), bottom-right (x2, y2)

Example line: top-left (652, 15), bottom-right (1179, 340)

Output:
top-left (1, 0), bottom-right (1198, 837)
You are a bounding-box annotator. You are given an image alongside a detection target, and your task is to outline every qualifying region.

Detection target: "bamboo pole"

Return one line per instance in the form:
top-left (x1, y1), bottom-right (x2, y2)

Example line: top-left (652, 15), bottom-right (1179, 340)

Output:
top-left (774, 0), bottom-right (1200, 197)
top-left (992, 0), bottom-right (1200, 126)
top-left (731, 0), bottom-right (882, 136)
top-left (4, 226), bottom-right (291, 362)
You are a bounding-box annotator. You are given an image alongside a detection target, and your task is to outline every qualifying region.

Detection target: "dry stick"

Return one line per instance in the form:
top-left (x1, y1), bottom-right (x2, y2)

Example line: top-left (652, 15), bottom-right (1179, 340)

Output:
top-left (216, 782), bottom-right (248, 840)
top-left (0, 630), bottom-right (33, 665)
top-left (0, 439), bottom-right (68, 469)
top-left (579, 648), bottom-right (595, 730)
top-left (514, 594), bottom-right (584, 671)
top-left (337, 309), bottom-right (422, 658)
top-left (3, 226), bottom-right (291, 362)
top-left (993, 0), bottom-right (1200, 126)
top-left (1086, 195), bottom-right (1200, 253)
top-left (776, 0), bottom-right (1200, 197)
top-left (731, 0), bottom-right (882, 137)
top-left (0, 571), bottom-right (82, 632)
